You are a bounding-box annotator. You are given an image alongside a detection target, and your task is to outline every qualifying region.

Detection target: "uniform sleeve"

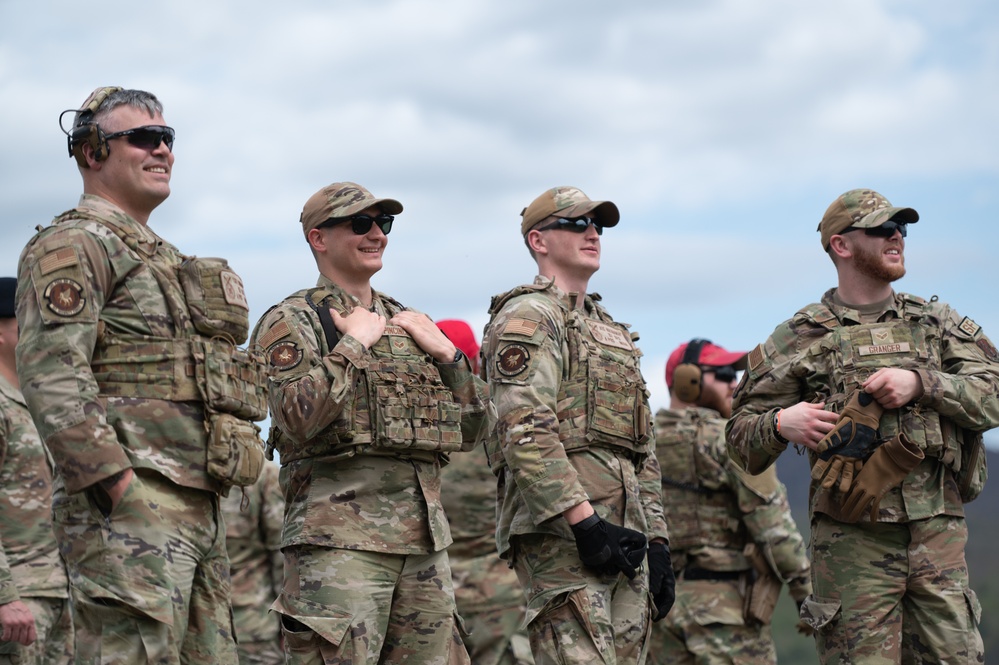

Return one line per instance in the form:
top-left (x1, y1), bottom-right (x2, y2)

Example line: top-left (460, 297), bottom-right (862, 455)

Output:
top-left (726, 320), bottom-right (811, 475)
top-left (913, 307), bottom-right (999, 431)
top-left (731, 463), bottom-right (812, 603)
top-left (15, 228), bottom-right (131, 493)
top-left (434, 343), bottom-right (491, 449)
top-left (485, 298), bottom-right (589, 526)
top-left (251, 301), bottom-right (368, 443)
top-left (637, 450), bottom-right (670, 543)
top-left (0, 417), bottom-right (20, 606)
top-left (258, 463), bottom-right (284, 598)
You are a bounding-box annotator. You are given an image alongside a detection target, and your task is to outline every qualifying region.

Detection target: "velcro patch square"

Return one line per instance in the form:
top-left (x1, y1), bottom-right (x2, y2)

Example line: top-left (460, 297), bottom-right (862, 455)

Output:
top-left (958, 316), bottom-right (981, 338)
top-left (39, 248), bottom-right (79, 275)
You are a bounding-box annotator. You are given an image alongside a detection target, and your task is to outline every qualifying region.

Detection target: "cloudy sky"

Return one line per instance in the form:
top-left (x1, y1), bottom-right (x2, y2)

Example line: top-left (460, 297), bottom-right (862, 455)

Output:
top-left (2, 1), bottom-right (997, 443)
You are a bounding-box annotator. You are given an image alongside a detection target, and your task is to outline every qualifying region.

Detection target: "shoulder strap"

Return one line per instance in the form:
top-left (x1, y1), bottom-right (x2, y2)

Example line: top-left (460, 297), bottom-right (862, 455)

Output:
top-left (305, 288), bottom-right (340, 351)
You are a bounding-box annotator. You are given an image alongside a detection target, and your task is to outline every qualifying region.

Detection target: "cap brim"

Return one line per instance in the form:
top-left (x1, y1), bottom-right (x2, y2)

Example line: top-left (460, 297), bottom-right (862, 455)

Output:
top-left (555, 200), bottom-right (620, 227)
top-left (334, 197), bottom-right (404, 218)
top-left (855, 206), bottom-right (919, 228)
top-left (701, 349), bottom-right (748, 370)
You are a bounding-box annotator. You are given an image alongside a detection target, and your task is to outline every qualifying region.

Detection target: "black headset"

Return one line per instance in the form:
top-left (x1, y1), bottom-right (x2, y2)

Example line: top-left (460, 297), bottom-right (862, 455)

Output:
top-left (61, 86), bottom-right (123, 167)
top-left (673, 338), bottom-right (710, 403)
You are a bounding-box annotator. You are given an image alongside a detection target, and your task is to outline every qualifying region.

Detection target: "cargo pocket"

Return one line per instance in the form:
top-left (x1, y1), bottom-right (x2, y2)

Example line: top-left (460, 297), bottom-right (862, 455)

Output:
top-left (798, 595), bottom-right (842, 634)
top-left (273, 592), bottom-right (354, 661)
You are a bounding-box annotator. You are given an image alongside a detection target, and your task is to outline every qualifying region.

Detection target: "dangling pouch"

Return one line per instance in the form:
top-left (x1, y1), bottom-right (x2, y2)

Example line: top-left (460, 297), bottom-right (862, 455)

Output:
top-left (206, 412), bottom-right (265, 492)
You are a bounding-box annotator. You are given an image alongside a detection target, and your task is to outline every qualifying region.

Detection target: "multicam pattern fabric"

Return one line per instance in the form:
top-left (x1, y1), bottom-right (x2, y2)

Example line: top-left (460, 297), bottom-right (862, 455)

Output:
top-left (440, 444), bottom-right (533, 665)
top-left (726, 288), bottom-right (999, 663)
top-left (481, 276), bottom-right (667, 664)
top-left (15, 194), bottom-right (255, 495)
top-left (648, 407), bottom-right (810, 663)
top-left (221, 461), bottom-right (283, 662)
top-left (251, 275), bottom-right (489, 663)
top-left (0, 375), bottom-right (73, 662)
top-left (15, 194), bottom-right (243, 661)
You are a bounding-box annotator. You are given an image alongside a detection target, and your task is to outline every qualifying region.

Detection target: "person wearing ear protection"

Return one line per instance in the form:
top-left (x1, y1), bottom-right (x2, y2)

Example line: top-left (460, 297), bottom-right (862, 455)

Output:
top-left (480, 186), bottom-right (670, 665)
top-left (726, 189), bottom-right (999, 664)
top-left (249, 182), bottom-right (490, 664)
top-left (648, 340), bottom-right (810, 664)
top-left (15, 88), bottom-right (268, 663)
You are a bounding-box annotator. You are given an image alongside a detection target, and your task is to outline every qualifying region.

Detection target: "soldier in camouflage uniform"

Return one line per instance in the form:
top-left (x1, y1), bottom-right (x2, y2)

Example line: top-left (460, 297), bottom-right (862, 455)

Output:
top-left (0, 278), bottom-right (73, 664)
top-left (726, 189), bottom-right (999, 664)
top-left (436, 319), bottom-right (534, 665)
top-left (648, 339), bottom-right (811, 664)
top-left (15, 88), bottom-right (268, 663)
top-left (250, 182), bottom-right (490, 664)
top-left (221, 461), bottom-right (284, 665)
top-left (480, 186), bottom-right (673, 665)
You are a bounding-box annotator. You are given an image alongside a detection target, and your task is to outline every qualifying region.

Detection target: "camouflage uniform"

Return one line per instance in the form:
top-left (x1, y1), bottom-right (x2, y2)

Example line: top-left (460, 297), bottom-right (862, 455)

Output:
top-left (481, 276), bottom-right (669, 665)
top-left (440, 443), bottom-right (534, 665)
top-left (727, 288), bottom-right (999, 663)
top-left (221, 461), bottom-right (284, 665)
top-left (15, 194), bottom-right (267, 663)
top-left (648, 407), bottom-right (810, 664)
top-left (0, 374), bottom-right (73, 664)
top-left (252, 276), bottom-right (489, 664)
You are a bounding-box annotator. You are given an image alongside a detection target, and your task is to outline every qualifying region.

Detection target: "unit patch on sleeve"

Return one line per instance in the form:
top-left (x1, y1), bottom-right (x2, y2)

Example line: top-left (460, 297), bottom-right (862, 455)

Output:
top-left (977, 338), bottom-right (999, 362)
top-left (268, 341), bottom-right (303, 371)
top-left (497, 343), bottom-right (531, 377)
top-left (43, 278), bottom-right (86, 317)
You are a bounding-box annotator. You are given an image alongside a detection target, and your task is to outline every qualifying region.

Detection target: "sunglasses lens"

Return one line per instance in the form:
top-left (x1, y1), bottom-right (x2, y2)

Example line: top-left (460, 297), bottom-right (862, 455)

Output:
top-left (126, 128), bottom-right (174, 150)
top-left (712, 366), bottom-right (738, 383)
top-left (865, 221), bottom-right (906, 238)
top-left (349, 215), bottom-right (394, 235)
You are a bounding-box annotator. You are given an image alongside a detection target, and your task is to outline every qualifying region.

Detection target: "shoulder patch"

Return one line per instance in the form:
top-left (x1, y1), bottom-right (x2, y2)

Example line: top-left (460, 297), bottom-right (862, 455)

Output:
top-left (503, 318), bottom-right (539, 337)
top-left (748, 343), bottom-right (765, 371)
top-left (268, 341), bottom-right (303, 371)
top-left (39, 248), bottom-right (79, 275)
top-left (958, 316), bottom-right (981, 338)
top-left (257, 320), bottom-right (292, 350)
top-left (496, 343), bottom-right (531, 377)
top-left (43, 278), bottom-right (86, 317)
top-left (977, 338), bottom-right (999, 362)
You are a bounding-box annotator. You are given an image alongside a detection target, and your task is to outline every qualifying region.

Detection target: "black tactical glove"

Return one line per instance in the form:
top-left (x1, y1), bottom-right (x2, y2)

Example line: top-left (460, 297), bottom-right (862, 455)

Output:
top-left (570, 514), bottom-right (648, 580)
top-left (816, 390), bottom-right (884, 460)
top-left (647, 542), bottom-right (675, 621)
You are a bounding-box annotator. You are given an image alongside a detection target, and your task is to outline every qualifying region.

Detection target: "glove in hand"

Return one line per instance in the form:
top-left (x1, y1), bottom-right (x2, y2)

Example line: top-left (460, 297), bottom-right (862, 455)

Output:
top-left (571, 515), bottom-right (648, 580)
top-left (816, 390), bottom-right (884, 460)
top-left (811, 455), bottom-right (863, 493)
top-left (647, 542), bottom-right (675, 621)
top-left (841, 433), bottom-right (924, 522)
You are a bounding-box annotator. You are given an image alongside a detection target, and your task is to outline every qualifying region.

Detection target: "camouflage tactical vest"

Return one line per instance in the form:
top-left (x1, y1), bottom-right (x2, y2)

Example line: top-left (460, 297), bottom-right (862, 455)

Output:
top-left (271, 287), bottom-right (463, 464)
top-left (657, 410), bottom-right (746, 554)
top-left (797, 295), bottom-right (948, 460)
top-left (485, 284), bottom-right (651, 470)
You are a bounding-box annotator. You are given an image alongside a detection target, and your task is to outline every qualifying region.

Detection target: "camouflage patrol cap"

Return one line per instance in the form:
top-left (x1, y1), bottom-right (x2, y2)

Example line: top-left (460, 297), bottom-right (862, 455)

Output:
top-left (300, 182), bottom-right (404, 238)
top-left (520, 186), bottom-right (620, 236)
top-left (818, 189), bottom-right (919, 251)
top-left (0, 278), bottom-right (14, 318)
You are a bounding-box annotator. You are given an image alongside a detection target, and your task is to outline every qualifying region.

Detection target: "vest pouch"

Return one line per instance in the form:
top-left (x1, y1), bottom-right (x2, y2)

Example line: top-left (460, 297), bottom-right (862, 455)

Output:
top-left (956, 427), bottom-right (987, 503)
top-left (368, 360), bottom-right (462, 453)
top-left (194, 340), bottom-right (268, 421)
top-left (207, 412), bottom-right (265, 491)
top-left (179, 257), bottom-right (251, 344)
top-left (587, 358), bottom-right (645, 448)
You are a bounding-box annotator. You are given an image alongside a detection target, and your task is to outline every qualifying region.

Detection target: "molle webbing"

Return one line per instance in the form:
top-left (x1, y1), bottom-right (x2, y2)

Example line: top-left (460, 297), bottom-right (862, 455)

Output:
top-left (93, 338), bottom-right (201, 400)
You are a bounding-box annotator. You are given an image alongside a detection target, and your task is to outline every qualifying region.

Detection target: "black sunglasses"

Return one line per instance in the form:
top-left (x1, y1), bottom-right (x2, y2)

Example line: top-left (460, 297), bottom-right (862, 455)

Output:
top-left (843, 220), bottom-right (908, 239)
top-left (704, 365), bottom-right (738, 383)
top-left (536, 216), bottom-right (604, 236)
top-left (103, 125), bottom-right (175, 151)
top-left (319, 214), bottom-right (394, 236)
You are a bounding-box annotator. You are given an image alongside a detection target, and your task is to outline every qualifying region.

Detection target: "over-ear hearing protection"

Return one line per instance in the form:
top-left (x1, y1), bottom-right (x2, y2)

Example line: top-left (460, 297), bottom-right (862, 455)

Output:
top-left (62, 86), bottom-right (123, 167)
top-left (673, 338), bottom-right (709, 403)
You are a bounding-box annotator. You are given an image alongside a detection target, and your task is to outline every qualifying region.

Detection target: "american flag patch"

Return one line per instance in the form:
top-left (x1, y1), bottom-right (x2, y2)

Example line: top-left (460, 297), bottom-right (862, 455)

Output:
top-left (257, 320), bottom-right (291, 349)
top-left (39, 248), bottom-right (78, 275)
top-left (748, 344), bottom-right (765, 371)
top-left (503, 318), bottom-right (539, 337)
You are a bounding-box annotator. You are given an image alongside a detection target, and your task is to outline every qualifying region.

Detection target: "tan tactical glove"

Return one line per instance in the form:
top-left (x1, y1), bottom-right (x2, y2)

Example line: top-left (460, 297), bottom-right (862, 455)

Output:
top-left (811, 455), bottom-right (863, 493)
top-left (815, 390), bottom-right (884, 459)
top-left (841, 433), bottom-right (924, 523)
